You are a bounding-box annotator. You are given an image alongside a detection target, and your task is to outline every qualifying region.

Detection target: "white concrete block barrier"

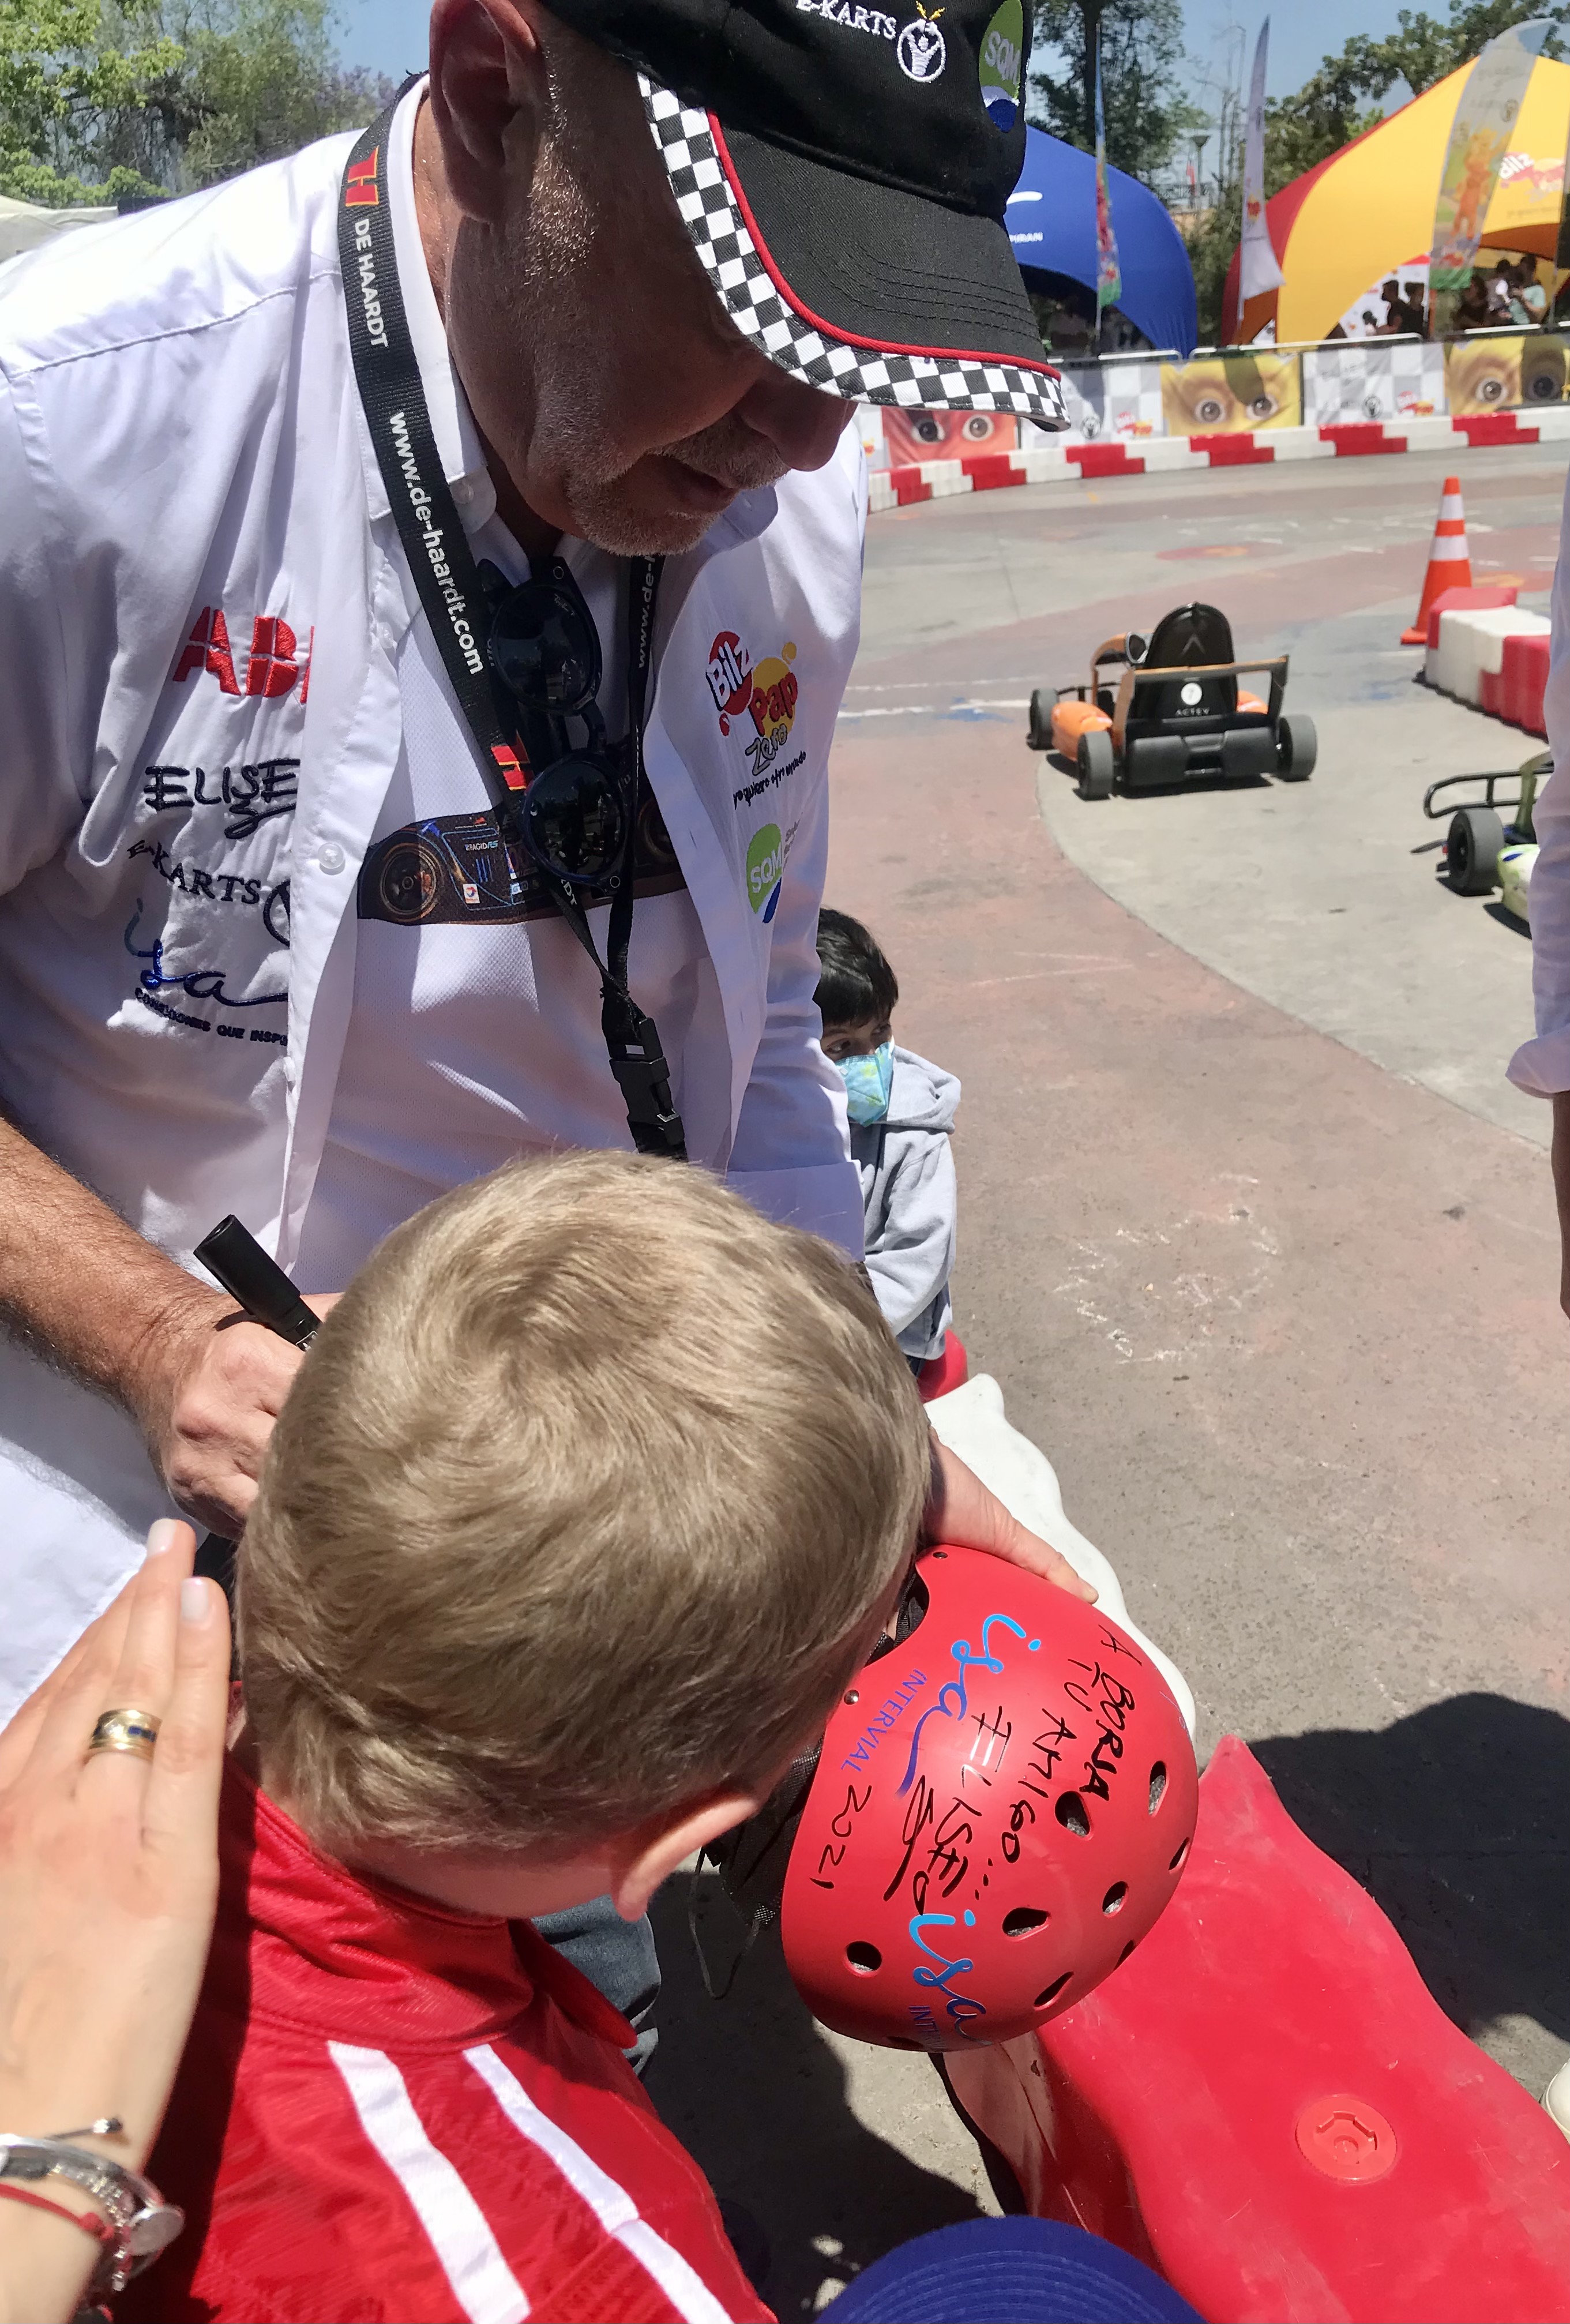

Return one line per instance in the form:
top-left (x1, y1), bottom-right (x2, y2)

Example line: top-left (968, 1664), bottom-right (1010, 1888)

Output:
top-left (1424, 602), bottom-right (1552, 726)
top-left (868, 405), bottom-right (1570, 514)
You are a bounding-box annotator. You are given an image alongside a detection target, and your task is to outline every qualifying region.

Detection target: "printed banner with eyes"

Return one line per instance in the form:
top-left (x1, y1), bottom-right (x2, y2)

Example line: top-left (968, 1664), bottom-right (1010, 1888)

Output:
top-left (881, 408), bottom-right (1021, 465)
top-left (1159, 351), bottom-right (1302, 435)
top-left (1445, 331), bottom-right (1570, 415)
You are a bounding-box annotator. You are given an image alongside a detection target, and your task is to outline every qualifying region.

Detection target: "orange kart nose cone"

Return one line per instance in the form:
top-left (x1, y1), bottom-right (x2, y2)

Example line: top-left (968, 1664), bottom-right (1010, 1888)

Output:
top-left (1051, 699), bottom-right (1113, 757)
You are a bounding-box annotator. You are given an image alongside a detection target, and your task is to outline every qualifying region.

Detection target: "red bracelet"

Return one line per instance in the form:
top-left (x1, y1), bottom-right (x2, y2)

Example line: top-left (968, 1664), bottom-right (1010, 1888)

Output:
top-left (0, 2178), bottom-right (113, 2245)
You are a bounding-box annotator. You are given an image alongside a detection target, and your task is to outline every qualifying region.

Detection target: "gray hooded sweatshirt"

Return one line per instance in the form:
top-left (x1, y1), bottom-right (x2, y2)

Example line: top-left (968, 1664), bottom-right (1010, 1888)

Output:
top-left (851, 1043), bottom-right (961, 1360)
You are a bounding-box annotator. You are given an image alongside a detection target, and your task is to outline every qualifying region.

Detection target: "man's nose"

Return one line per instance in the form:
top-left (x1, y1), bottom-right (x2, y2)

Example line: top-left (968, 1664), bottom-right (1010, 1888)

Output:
top-left (734, 364), bottom-right (852, 473)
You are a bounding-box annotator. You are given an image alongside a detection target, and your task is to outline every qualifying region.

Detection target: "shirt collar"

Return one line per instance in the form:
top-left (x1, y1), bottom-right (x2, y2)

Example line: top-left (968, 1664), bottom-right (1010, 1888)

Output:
top-left (208, 1758), bottom-right (633, 2053)
top-left (386, 77), bottom-right (492, 516)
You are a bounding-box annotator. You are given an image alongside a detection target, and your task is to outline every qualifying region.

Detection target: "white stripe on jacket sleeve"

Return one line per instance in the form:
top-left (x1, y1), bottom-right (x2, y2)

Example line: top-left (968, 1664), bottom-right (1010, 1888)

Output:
top-left (463, 2043), bottom-right (734, 2324)
top-left (329, 2042), bottom-right (530, 2324)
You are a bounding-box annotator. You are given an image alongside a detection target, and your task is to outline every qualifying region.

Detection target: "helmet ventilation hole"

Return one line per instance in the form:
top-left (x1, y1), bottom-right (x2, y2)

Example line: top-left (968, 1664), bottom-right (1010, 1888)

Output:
top-left (1117, 1940), bottom-right (1137, 1965)
top-left (1102, 1882), bottom-right (1128, 1915)
top-left (1055, 1792), bottom-right (1092, 1838)
top-left (1035, 1972), bottom-right (1073, 2007)
top-left (1169, 1837), bottom-right (1191, 1872)
top-left (1001, 1906), bottom-right (1049, 1937)
top-left (846, 1940), bottom-right (882, 1974)
top-left (1148, 1762), bottom-right (1167, 1812)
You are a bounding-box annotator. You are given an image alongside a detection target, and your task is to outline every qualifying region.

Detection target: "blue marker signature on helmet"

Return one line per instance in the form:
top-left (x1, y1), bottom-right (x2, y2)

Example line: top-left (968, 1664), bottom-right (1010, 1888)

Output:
top-left (897, 1614), bottom-right (1030, 1797)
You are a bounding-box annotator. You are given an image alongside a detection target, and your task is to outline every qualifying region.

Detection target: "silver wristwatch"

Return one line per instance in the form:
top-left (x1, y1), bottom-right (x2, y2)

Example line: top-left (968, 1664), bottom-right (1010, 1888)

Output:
top-left (0, 2123), bottom-right (184, 2300)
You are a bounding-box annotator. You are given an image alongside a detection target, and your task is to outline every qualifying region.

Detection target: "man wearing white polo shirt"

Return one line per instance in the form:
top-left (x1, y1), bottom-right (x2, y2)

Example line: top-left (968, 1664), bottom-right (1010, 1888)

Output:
top-left (0, 0), bottom-right (1072, 2032)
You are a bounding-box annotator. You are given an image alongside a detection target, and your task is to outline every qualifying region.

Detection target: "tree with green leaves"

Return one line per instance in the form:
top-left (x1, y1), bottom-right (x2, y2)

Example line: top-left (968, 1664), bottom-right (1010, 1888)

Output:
top-left (1027, 0), bottom-right (1201, 186)
top-left (0, 0), bottom-right (392, 207)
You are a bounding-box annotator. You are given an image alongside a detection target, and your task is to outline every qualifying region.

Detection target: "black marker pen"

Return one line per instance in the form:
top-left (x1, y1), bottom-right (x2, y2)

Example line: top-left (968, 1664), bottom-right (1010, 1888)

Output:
top-left (190, 1216), bottom-right (318, 1606)
top-left (194, 1215), bottom-right (320, 1350)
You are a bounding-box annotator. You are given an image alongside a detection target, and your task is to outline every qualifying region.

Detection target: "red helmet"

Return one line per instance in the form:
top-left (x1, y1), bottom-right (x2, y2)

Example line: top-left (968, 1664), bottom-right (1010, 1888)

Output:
top-left (780, 1545), bottom-right (1197, 2051)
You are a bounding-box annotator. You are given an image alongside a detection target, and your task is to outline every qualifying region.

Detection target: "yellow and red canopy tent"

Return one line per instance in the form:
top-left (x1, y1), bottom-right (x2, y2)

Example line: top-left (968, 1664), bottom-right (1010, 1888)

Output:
top-left (1222, 53), bottom-right (1570, 346)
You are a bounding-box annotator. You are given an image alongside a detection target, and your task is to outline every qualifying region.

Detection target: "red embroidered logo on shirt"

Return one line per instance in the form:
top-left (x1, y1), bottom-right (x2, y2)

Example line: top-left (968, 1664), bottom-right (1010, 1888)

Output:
top-left (172, 609), bottom-right (313, 703)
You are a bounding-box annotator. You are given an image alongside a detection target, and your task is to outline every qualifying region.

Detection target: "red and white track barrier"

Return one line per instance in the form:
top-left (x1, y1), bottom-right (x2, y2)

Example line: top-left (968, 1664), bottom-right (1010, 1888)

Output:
top-left (1422, 588), bottom-right (1552, 734)
top-left (869, 404), bottom-right (1570, 513)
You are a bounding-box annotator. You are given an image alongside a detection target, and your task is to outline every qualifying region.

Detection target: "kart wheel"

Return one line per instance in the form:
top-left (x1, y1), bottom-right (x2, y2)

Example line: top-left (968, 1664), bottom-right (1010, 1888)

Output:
top-left (1027, 690), bottom-right (1051, 750)
top-left (1077, 730), bottom-right (1115, 799)
top-left (1446, 805), bottom-right (1504, 893)
top-left (1276, 713), bottom-right (1317, 781)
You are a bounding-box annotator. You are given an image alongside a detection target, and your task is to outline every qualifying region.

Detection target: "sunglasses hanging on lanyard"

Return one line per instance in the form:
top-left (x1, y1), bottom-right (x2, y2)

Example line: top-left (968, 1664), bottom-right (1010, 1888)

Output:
top-left (336, 104), bottom-right (688, 1163)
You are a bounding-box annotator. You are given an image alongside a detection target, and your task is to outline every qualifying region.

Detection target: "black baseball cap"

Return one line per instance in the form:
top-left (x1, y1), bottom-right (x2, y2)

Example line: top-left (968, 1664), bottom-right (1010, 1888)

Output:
top-left (548, 0), bottom-right (1066, 429)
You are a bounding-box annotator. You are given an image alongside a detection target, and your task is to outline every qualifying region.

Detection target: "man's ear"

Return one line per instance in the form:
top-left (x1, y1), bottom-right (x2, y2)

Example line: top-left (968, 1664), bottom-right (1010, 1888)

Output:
top-left (604, 1788), bottom-right (774, 1925)
top-left (427, 0), bottom-right (547, 224)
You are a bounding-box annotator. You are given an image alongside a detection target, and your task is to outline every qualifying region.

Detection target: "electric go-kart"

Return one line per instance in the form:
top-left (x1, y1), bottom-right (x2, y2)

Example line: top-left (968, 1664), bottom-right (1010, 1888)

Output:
top-left (1026, 601), bottom-right (1317, 799)
top-left (1428, 747), bottom-right (1550, 923)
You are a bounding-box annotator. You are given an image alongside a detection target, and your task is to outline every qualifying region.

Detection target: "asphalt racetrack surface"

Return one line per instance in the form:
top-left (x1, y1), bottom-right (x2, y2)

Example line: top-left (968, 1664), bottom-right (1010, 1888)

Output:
top-left (648, 448), bottom-right (1570, 2316)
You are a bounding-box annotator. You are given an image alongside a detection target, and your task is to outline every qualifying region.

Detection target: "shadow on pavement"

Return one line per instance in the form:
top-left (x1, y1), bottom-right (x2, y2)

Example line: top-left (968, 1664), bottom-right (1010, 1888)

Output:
top-left (1253, 1694), bottom-right (1570, 2063)
top-left (645, 1871), bottom-right (988, 2318)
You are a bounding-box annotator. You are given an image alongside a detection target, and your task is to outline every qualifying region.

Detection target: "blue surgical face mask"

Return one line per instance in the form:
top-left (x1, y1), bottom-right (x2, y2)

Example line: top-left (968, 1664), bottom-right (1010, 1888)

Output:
top-left (838, 1041), bottom-right (893, 1125)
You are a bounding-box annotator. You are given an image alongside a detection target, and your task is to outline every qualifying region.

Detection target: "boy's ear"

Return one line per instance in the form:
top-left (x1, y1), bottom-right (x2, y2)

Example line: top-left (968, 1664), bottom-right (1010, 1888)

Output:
top-left (605, 1787), bottom-right (773, 1924)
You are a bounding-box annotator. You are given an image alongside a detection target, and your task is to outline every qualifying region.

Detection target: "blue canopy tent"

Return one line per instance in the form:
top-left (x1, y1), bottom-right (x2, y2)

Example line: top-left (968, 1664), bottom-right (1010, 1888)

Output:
top-left (1006, 127), bottom-right (1197, 358)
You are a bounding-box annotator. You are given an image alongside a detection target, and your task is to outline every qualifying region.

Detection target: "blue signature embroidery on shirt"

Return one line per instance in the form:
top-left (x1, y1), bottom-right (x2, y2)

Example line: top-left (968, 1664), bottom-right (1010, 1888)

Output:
top-left (897, 1613), bottom-right (1031, 1797)
top-left (123, 902), bottom-right (287, 1009)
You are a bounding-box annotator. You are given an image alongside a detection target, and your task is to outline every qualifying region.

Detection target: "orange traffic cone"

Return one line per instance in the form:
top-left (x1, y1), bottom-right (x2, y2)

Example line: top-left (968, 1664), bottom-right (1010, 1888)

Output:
top-left (1402, 475), bottom-right (1471, 644)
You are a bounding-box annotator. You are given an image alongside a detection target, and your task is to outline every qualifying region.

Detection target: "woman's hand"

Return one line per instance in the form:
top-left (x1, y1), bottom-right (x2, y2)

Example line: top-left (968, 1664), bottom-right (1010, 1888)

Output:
top-left (924, 1436), bottom-right (1097, 1601)
top-left (0, 1520), bottom-right (231, 2324)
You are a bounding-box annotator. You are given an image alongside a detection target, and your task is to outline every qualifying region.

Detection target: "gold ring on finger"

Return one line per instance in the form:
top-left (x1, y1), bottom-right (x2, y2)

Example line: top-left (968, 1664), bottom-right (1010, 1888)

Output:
top-left (87, 1707), bottom-right (161, 1762)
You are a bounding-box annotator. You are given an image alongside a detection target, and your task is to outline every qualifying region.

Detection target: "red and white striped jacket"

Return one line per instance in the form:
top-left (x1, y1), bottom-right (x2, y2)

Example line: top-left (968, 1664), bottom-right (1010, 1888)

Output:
top-left (116, 1764), bottom-right (768, 2324)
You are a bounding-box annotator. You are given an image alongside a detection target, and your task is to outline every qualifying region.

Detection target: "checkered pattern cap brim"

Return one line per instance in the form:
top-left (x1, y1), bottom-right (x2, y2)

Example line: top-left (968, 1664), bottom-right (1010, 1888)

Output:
top-left (641, 77), bottom-right (1067, 430)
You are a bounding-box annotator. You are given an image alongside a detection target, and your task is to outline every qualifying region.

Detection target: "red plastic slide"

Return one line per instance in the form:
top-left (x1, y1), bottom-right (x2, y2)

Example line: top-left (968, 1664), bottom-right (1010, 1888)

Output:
top-left (946, 1737), bottom-right (1570, 2322)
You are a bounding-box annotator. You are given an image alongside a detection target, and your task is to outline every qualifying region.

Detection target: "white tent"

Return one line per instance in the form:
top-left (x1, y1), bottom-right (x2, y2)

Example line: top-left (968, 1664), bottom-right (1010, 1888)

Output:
top-left (0, 194), bottom-right (115, 265)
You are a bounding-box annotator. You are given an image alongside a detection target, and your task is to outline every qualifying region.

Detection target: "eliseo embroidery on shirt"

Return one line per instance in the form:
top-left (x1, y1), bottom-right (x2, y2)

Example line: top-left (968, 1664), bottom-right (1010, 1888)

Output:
top-left (141, 760), bottom-right (300, 843)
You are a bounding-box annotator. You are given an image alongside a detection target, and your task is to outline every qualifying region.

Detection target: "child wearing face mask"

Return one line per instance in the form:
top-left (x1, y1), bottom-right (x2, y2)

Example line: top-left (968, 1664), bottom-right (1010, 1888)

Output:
top-left (815, 907), bottom-right (960, 1371)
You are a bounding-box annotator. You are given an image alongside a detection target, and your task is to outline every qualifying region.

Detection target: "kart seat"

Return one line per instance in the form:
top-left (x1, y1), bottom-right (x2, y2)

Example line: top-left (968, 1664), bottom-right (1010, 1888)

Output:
top-left (1128, 602), bottom-right (1238, 727)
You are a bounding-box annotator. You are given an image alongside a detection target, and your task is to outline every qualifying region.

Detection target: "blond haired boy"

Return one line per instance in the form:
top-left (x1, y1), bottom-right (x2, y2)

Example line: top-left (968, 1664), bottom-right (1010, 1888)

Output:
top-left (118, 1152), bottom-right (930, 2324)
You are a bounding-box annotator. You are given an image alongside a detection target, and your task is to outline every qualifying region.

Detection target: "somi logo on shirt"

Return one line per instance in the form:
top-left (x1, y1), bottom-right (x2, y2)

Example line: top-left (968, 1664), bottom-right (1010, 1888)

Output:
top-left (979, 0), bottom-right (1022, 127)
top-left (746, 823), bottom-right (784, 922)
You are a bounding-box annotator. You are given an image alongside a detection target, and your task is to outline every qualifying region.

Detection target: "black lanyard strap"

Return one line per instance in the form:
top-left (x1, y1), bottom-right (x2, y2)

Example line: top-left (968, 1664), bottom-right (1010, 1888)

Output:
top-left (337, 104), bottom-right (686, 1162)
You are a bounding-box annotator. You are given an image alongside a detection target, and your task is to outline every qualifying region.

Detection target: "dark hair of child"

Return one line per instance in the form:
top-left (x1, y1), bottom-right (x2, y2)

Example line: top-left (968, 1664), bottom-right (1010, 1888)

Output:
top-left (814, 907), bottom-right (900, 1032)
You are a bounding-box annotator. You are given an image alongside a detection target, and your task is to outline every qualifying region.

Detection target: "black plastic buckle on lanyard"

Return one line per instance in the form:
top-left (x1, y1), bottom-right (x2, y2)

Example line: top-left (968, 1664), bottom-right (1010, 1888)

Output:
top-left (336, 102), bottom-right (688, 1165)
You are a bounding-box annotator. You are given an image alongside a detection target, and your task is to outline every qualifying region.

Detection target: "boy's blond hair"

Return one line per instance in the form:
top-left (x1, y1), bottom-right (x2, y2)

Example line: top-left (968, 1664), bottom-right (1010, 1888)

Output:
top-left (239, 1153), bottom-right (930, 1856)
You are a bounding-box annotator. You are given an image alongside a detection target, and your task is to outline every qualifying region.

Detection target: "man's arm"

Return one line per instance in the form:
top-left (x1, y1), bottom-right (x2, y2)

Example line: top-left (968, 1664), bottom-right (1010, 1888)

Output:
top-left (1506, 467), bottom-right (1570, 1306)
top-left (0, 1117), bottom-right (311, 1534)
top-left (1554, 1094), bottom-right (1570, 1320)
top-left (724, 753), bottom-right (864, 1255)
top-left (0, 361), bottom-right (318, 1534)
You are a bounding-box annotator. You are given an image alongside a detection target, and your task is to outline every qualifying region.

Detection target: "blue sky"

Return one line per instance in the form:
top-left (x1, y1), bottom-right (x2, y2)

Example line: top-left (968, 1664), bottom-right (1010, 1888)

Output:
top-left (332, 3), bottom-right (1407, 100)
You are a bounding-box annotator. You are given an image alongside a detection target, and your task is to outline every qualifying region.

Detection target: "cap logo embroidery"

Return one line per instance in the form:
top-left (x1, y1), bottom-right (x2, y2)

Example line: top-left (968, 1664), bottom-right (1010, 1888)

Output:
top-left (795, 0), bottom-right (899, 35)
top-left (897, 6), bottom-right (946, 81)
top-left (979, 0), bottom-right (1023, 127)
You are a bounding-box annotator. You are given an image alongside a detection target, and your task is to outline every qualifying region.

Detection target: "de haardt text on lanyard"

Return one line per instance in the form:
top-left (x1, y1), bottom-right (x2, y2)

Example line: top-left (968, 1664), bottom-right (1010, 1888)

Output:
top-left (336, 104), bottom-right (688, 1161)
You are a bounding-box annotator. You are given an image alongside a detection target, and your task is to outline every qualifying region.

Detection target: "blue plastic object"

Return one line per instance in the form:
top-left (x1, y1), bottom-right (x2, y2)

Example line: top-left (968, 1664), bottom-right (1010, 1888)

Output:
top-left (828, 2218), bottom-right (1204, 2324)
top-left (1006, 129), bottom-right (1198, 358)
